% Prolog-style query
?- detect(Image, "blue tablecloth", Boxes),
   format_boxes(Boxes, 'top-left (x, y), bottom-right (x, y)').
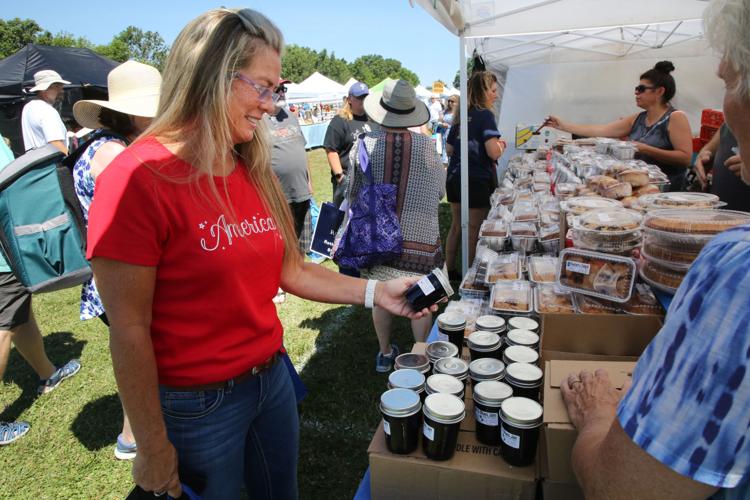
top-left (301, 122), bottom-right (330, 149)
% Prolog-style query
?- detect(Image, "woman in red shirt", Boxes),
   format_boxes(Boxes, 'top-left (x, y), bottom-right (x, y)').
top-left (87, 8), bottom-right (435, 499)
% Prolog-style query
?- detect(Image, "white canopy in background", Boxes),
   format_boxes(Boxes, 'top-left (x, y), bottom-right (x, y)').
top-left (415, 84), bottom-right (433, 99)
top-left (413, 0), bottom-right (720, 273)
top-left (285, 71), bottom-right (348, 104)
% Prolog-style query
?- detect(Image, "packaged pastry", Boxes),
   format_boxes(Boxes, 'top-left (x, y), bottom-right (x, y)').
top-left (555, 183), bottom-right (578, 199)
top-left (598, 179), bottom-right (632, 200)
top-left (587, 175), bottom-right (616, 190)
top-left (644, 208), bottom-right (750, 235)
top-left (533, 183), bottom-right (551, 193)
top-left (512, 202), bottom-right (539, 222)
top-left (563, 196), bottom-right (623, 215)
top-left (491, 188), bottom-right (515, 206)
top-left (641, 235), bottom-right (702, 268)
top-left (572, 230), bottom-right (641, 255)
top-left (478, 220), bottom-right (508, 252)
top-left (459, 267), bottom-right (490, 299)
top-left (573, 293), bottom-right (620, 315)
top-left (574, 208), bottom-right (643, 233)
top-left (490, 280), bottom-right (533, 314)
top-left (620, 196), bottom-right (640, 209)
top-left (640, 260), bottom-right (687, 293)
top-left (616, 169), bottom-right (650, 187)
top-left (610, 141), bottom-right (637, 160)
top-left (557, 249), bottom-right (636, 302)
top-left (486, 253), bottom-right (522, 283)
top-left (528, 256), bottom-right (558, 283)
top-left (533, 171), bottom-right (552, 184)
top-left (638, 192), bottom-right (723, 210)
top-left (622, 283), bottom-right (664, 315)
top-left (633, 184), bottom-right (661, 197)
top-left (534, 284), bottom-right (575, 314)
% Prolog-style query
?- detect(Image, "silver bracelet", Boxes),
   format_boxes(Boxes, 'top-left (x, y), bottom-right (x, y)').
top-left (364, 279), bottom-right (377, 309)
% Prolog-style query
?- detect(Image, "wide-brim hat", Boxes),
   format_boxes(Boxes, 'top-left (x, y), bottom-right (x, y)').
top-left (73, 60), bottom-right (161, 130)
top-left (29, 70), bottom-right (70, 92)
top-left (363, 79), bottom-right (429, 129)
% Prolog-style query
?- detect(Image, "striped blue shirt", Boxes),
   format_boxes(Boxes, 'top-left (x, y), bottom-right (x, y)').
top-left (618, 224), bottom-right (750, 499)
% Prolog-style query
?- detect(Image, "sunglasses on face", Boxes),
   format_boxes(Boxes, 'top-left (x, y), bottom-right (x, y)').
top-left (275, 85), bottom-right (287, 94)
top-left (234, 72), bottom-right (283, 103)
top-left (635, 85), bottom-right (657, 94)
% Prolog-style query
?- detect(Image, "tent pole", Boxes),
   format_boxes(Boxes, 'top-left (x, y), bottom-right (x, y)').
top-left (459, 31), bottom-right (469, 276)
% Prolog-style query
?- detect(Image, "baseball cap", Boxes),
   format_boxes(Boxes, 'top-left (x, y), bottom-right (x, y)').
top-left (349, 82), bottom-right (369, 97)
top-left (279, 77), bottom-right (292, 85)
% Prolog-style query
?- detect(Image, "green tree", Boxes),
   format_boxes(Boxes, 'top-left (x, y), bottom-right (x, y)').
top-left (349, 54), bottom-right (419, 87)
top-left (0, 18), bottom-right (46, 58)
top-left (37, 30), bottom-right (94, 50)
top-left (97, 26), bottom-right (169, 70)
top-left (317, 51), bottom-right (351, 84)
top-left (281, 44), bottom-right (319, 83)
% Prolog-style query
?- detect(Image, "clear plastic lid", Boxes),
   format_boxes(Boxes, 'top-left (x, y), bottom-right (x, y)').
top-left (639, 260), bottom-right (687, 294)
top-left (479, 219), bottom-right (508, 237)
top-left (510, 221), bottom-right (538, 237)
top-left (557, 248), bottom-right (636, 302)
top-left (571, 229), bottom-right (642, 254)
top-left (574, 208), bottom-right (643, 234)
top-left (490, 280), bottom-right (533, 313)
top-left (638, 192), bottom-right (722, 210)
top-left (485, 253), bottom-right (522, 283)
top-left (573, 293), bottom-right (620, 314)
top-left (641, 235), bottom-right (702, 268)
top-left (528, 255), bottom-right (558, 283)
top-left (534, 283), bottom-right (576, 314)
top-left (459, 267), bottom-right (490, 299)
top-left (562, 196), bottom-right (623, 215)
top-left (643, 209), bottom-right (750, 235)
top-left (622, 283), bottom-right (664, 316)
top-left (539, 224), bottom-right (561, 242)
top-left (512, 202), bottom-right (539, 222)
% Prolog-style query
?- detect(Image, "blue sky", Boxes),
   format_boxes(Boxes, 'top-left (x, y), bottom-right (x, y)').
top-left (3, 1), bottom-right (459, 86)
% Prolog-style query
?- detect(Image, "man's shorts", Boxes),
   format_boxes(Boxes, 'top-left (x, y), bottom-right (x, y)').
top-left (0, 272), bottom-right (31, 330)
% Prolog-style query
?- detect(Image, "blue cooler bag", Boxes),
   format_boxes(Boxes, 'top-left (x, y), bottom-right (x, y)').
top-left (0, 144), bottom-right (92, 293)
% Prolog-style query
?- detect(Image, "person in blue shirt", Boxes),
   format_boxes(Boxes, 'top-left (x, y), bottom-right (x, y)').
top-left (560, 2), bottom-right (750, 498)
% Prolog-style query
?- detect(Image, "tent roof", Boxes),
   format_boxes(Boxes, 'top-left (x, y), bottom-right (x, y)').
top-left (344, 77), bottom-right (359, 89)
top-left (414, 84), bottom-right (432, 98)
top-left (285, 71), bottom-right (347, 103)
top-left (370, 78), bottom-right (397, 92)
top-left (0, 44), bottom-right (119, 96)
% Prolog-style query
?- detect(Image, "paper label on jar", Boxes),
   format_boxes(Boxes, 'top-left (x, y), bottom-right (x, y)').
top-left (475, 408), bottom-right (499, 427)
top-left (417, 276), bottom-right (436, 296)
top-left (566, 260), bottom-right (590, 275)
top-left (501, 426), bottom-right (521, 449)
top-left (383, 419), bottom-right (391, 436)
top-left (423, 422), bottom-right (435, 441)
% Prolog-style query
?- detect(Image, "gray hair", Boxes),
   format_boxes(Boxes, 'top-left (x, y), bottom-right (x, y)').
top-left (705, 0), bottom-right (750, 99)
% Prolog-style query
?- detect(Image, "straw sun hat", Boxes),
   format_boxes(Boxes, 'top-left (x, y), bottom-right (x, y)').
top-left (363, 79), bottom-right (429, 129)
top-left (73, 60), bottom-right (161, 130)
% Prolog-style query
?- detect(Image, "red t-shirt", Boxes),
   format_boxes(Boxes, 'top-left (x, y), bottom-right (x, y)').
top-left (87, 136), bottom-right (285, 386)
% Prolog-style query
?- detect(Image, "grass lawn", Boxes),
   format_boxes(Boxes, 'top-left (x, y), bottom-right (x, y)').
top-left (0, 148), bottom-right (456, 499)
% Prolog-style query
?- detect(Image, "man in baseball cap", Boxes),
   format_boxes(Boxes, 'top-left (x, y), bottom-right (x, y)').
top-left (21, 70), bottom-right (71, 153)
top-left (348, 81), bottom-right (369, 98)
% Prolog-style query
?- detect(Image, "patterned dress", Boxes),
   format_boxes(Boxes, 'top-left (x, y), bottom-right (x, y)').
top-left (346, 130), bottom-right (446, 280)
top-left (73, 134), bottom-right (127, 321)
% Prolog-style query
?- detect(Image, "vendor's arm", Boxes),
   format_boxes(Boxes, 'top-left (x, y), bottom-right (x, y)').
top-left (325, 149), bottom-right (345, 183)
top-left (547, 114), bottom-right (636, 139)
top-left (694, 126), bottom-right (721, 188)
top-left (92, 258), bottom-right (182, 497)
top-left (323, 116), bottom-right (347, 182)
top-left (633, 111), bottom-right (692, 168)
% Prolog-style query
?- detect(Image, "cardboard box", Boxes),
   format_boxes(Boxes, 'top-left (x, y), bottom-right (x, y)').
top-left (542, 479), bottom-right (585, 500)
top-left (516, 124), bottom-right (571, 150)
top-left (540, 313), bottom-right (662, 363)
top-left (541, 360), bottom-right (635, 483)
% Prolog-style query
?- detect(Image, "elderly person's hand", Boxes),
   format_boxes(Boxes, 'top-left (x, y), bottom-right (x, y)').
top-left (726, 154), bottom-right (744, 178)
top-left (694, 150), bottom-right (713, 189)
top-left (561, 369), bottom-right (632, 431)
top-left (375, 276), bottom-right (441, 319)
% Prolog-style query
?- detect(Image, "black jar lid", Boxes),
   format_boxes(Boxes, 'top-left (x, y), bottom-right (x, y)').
top-left (423, 393), bottom-right (465, 425)
top-left (473, 381), bottom-right (513, 407)
top-left (500, 397), bottom-right (543, 429)
top-left (388, 369), bottom-right (426, 392)
top-left (437, 312), bottom-right (466, 332)
top-left (475, 314), bottom-right (506, 333)
top-left (394, 353), bottom-right (430, 373)
top-left (467, 331), bottom-right (502, 352)
top-left (503, 345), bottom-right (539, 365)
top-left (508, 317), bottom-right (539, 332)
top-left (506, 329), bottom-right (539, 347)
top-left (469, 358), bottom-right (506, 381)
top-left (425, 374), bottom-right (464, 397)
top-left (380, 388), bottom-right (422, 418)
top-left (426, 341), bottom-right (459, 362)
top-left (433, 357), bottom-right (469, 380)
top-left (505, 362), bottom-right (543, 388)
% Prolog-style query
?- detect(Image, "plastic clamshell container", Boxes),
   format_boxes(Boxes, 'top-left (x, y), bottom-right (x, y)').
top-left (491, 187), bottom-right (516, 206)
top-left (459, 268), bottom-right (490, 299)
top-left (610, 141), bottom-right (637, 160)
top-left (643, 209), bottom-right (750, 235)
top-left (485, 253), bottom-right (522, 283)
top-left (638, 192), bottom-right (723, 210)
top-left (571, 229), bottom-right (642, 254)
top-left (562, 196), bottom-right (623, 215)
top-left (639, 260), bottom-right (686, 294)
top-left (512, 203), bottom-right (539, 223)
top-left (479, 220), bottom-right (509, 251)
top-left (557, 248), bottom-right (636, 303)
top-left (622, 283), bottom-right (664, 316)
top-left (490, 280), bottom-right (533, 314)
top-left (528, 256), bottom-right (558, 284)
top-left (641, 235), bottom-right (701, 269)
top-left (573, 208), bottom-right (643, 235)
top-left (534, 283), bottom-right (576, 314)
top-left (572, 293), bottom-right (620, 314)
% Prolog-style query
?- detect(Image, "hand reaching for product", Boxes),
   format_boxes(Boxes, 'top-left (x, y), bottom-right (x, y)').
top-left (560, 369), bottom-right (631, 431)
top-left (545, 115), bottom-right (566, 132)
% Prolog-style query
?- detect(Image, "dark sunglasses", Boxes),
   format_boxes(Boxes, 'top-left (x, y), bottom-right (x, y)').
top-left (275, 85), bottom-right (287, 94)
top-left (635, 84), bottom-right (656, 94)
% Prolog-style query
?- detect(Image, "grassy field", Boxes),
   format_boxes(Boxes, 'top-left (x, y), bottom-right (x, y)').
top-left (0, 148), bottom-right (456, 499)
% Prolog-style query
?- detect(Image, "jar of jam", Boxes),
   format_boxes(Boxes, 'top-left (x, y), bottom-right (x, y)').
top-left (467, 331), bottom-right (502, 361)
top-left (508, 317), bottom-right (539, 333)
top-left (433, 357), bottom-right (469, 390)
top-left (502, 345), bottom-right (539, 366)
top-left (422, 393), bottom-right (465, 461)
top-left (505, 329), bottom-right (539, 351)
top-left (499, 397), bottom-right (543, 466)
top-left (504, 362), bottom-right (543, 401)
top-left (425, 373), bottom-right (465, 400)
top-left (475, 315), bottom-right (506, 335)
top-left (380, 388), bottom-right (422, 454)
top-left (425, 341), bottom-right (460, 369)
top-left (437, 312), bottom-right (467, 352)
top-left (388, 369), bottom-right (426, 403)
top-left (468, 358), bottom-right (506, 389)
top-left (394, 353), bottom-right (430, 375)
top-left (406, 268), bottom-right (454, 311)
top-left (473, 381), bottom-right (513, 445)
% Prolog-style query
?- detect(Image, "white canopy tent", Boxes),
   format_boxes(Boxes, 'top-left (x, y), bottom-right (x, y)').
top-left (285, 71), bottom-right (348, 104)
top-left (413, 0), bottom-right (719, 274)
top-left (415, 84), bottom-right (433, 99)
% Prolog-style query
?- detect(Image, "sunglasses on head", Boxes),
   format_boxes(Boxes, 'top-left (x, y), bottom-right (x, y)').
top-left (635, 84), bottom-right (657, 94)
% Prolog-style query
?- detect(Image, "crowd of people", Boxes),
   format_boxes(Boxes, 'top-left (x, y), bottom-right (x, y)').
top-left (0, 0), bottom-right (749, 498)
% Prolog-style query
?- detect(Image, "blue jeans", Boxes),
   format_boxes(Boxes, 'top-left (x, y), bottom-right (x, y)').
top-left (159, 360), bottom-right (299, 499)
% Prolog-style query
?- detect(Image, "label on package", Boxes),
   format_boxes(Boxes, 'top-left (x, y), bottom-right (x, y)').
top-left (423, 422), bottom-right (435, 441)
top-left (512, 281), bottom-right (526, 291)
top-left (383, 419), bottom-right (391, 436)
top-left (475, 408), bottom-right (499, 426)
top-left (566, 260), bottom-right (591, 275)
top-left (501, 425), bottom-right (520, 449)
top-left (417, 276), bottom-right (436, 296)
top-left (596, 212), bottom-right (614, 223)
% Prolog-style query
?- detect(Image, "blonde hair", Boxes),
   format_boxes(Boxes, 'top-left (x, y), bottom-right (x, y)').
top-left (337, 98), bottom-right (354, 120)
top-left (143, 8), bottom-right (299, 265)
top-left (450, 95), bottom-right (461, 127)
top-left (705, 0), bottom-right (750, 100)
top-left (467, 71), bottom-right (497, 111)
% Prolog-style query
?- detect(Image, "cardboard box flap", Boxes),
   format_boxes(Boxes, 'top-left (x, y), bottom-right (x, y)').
top-left (549, 360), bottom-right (634, 389)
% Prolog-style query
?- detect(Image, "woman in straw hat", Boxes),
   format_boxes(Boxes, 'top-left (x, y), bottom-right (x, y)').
top-left (85, 8), bottom-right (436, 498)
top-left (347, 79), bottom-right (446, 373)
top-left (71, 60), bottom-right (162, 462)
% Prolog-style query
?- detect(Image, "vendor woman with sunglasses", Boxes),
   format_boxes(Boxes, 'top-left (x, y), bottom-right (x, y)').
top-left (547, 60), bottom-right (692, 191)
